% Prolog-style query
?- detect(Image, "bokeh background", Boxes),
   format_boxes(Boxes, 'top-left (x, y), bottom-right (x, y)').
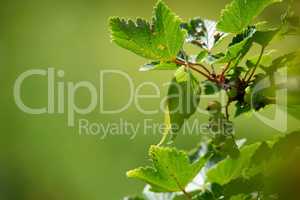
top-left (0, 0), bottom-right (299, 199)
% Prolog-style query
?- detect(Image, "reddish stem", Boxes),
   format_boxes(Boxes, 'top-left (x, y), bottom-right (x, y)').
top-left (175, 59), bottom-right (215, 82)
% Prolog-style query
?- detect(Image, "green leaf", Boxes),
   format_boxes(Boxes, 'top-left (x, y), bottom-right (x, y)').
top-left (235, 102), bottom-right (251, 117)
top-left (207, 132), bottom-right (300, 187)
top-left (217, 0), bottom-right (282, 33)
top-left (253, 29), bottom-right (279, 47)
top-left (216, 27), bottom-right (256, 63)
top-left (229, 194), bottom-right (252, 200)
top-left (181, 18), bottom-right (227, 50)
top-left (247, 131), bottom-right (300, 176)
top-left (123, 185), bottom-right (177, 200)
top-left (249, 142), bottom-right (272, 165)
top-left (110, 1), bottom-right (186, 61)
top-left (216, 136), bottom-right (241, 159)
top-left (205, 53), bottom-right (225, 65)
top-left (193, 191), bottom-right (215, 200)
top-left (246, 50), bottom-right (275, 69)
top-left (281, 1), bottom-right (300, 36)
top-left (227, 66), bottom-right (245, 80)
top-left (207, 143), bottom-right (261, 185)
top-left (127, 146), bottom-right (207, 192)
top-left (222, 175), bottom-right (263, 199)
top-left (245, 142), bottom-right (273, 177)
top-left (272, 131), bottom-right (300, 157)
top-left (206, 132), bottom-right (300, 198)
top-left (140, 62), bottom-right (179, 72)
top-left (196, 51), bottom-right (209, 63)
top-left (202, 80), bottom-right (221, 95)
top-left (261, 52), bottom-right (297, 74)
top-left (167, 67), bottom-right (201, 133)
top-left (243, 74), bottom-right (276, 112)
top-left (143, 185), bottom-right (176, 200)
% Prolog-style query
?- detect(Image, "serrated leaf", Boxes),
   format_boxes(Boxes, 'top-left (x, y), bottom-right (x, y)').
top-left (110, 1), bottom-right (186, 61)
top-left (208, 132), bottom-right (300, 187)
top-left (217, 0), bottom-right (282, 33)
top-left (216, 27), bottom-right (256, 63)
top-left (127, 146), bottom-right (207, 192)
top-left (143, 185), bottom-right (176, 200)
top-left (167, 67), bottom-right (201, 133)
top-left (182, 18), bottom-right (227, 50)
top-left (207, 143), bottom-right (261, 185)
top-left (140, 62), bottom-right (179, 72)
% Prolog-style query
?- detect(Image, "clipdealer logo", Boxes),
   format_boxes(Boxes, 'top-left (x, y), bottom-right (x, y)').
top-left (13, 67), bottom-right (288, 133)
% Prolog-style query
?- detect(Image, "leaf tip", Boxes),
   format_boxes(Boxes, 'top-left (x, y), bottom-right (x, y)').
top-left (126, 169), bottom-right (136, 178)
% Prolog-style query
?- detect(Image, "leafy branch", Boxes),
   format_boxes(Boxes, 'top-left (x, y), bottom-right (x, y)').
top-left (109, 0), bottom-right (300, 199)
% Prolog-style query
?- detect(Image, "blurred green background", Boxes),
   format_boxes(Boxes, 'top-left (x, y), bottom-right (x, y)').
top-left (0, 0), bottom-right (299, 199)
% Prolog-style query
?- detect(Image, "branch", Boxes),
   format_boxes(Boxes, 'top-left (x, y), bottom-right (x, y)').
top-left (175, 59), bottom-right (211, 75)
top-left (175, 59), bottom-right (215, 82)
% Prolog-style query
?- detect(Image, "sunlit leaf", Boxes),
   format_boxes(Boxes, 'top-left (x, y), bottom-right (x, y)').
top-left (127, 146), bottom-right (207, 192)
top-left (217, 0), bottom-right (282, 33)
top-left (216, 27), bottom-right (256, 63)
top-left (207, 143), bottom-right (261, 185)
top-left (140, 62), bottom-right (179, 72)
top-left (110, 1), bottom-right (186, 61)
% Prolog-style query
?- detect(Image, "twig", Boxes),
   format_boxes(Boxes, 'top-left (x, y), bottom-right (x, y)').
top-left (225, 100), bottom-right (231, 120)
top-left (243, 68), bottom-right (251, 82)
top-left (181, 189), bottom-right (192, 200)
top-left (245, 47), bottom-right (265, 83)
top-left (192, 62), bottom-right (211, 75)
top-left (211, 64), bottom-right (216, 76)
top-left (220, 61), bottom-right (232, 83)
